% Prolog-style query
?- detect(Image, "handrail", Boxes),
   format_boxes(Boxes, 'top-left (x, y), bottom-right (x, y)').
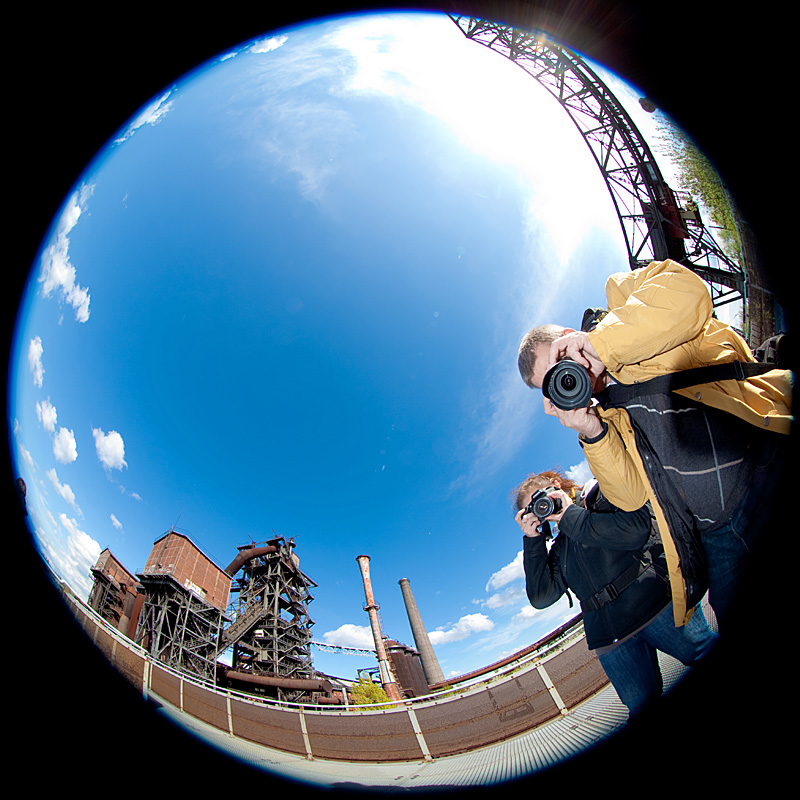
top-left (65, 585), bottom-right (589, 714)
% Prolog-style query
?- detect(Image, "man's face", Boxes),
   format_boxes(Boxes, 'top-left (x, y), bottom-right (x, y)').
top-left (528, 344), bottom-right (552, 390)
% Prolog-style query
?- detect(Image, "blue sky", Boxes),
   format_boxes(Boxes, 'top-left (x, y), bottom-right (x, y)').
top-left (9, 11), bottom-right (700, 681)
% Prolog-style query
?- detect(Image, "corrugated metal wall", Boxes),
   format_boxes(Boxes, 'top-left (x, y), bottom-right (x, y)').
top-left (141, 532), bottom-right (231, 612)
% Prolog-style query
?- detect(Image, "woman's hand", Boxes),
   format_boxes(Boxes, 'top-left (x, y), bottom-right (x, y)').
top-left (515, 489), bottom-right (573, 536)
top-left (543, 489), bottom-right (573, 522)
top-left (515, 507), bottom-right (542, 538)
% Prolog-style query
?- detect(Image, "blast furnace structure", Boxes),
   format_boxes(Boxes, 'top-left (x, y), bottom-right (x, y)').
top-left (219, 536), bottom-right (322, 702)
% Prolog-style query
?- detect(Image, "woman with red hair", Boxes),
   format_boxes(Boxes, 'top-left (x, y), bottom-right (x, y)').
top-left (514, 468), bottom-right (717, 717)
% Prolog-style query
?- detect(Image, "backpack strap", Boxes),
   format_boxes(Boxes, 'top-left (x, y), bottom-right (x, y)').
top-left (599, 360), bottom-right (775, 407)
top-left (581, 543), bottom-right (665, 612)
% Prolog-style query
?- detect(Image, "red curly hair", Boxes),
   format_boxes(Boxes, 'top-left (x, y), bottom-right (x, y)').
top-left (511, 468), bottom-right (583, 513)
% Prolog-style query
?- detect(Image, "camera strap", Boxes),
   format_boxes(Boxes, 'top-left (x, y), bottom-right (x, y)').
top-left (598, 360), bottom-right (774, 407)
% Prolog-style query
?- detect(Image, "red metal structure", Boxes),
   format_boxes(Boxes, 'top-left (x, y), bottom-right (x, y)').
top-left (134, 529), bottom-right (231, 682)
top-left (88, 548), bottom-right (143, 639)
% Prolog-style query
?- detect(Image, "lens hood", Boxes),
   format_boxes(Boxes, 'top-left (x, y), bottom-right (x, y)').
top-left (542, 358), bottom-right (593, 410)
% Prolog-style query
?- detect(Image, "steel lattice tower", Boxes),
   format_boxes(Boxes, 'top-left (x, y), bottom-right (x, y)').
top-left (449, 14), bottom-right (747, 318)
top-left (220, 536), bottom-right (317, 702)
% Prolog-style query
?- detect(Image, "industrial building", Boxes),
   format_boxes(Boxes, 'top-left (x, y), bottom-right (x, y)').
top-left (88, 531), bottom-right (443, 707)
top-left (88, 548), bottom-right (143, 639)
top-left (133, 529), bottom-right (231, 682)
top-left (75, 522), bottom-right (721, 790)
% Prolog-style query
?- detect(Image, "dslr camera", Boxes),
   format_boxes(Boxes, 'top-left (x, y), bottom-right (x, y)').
top-left (542, 358), bottom-right (593, 410)
top-left (522, 488), bottom-right (563, 523)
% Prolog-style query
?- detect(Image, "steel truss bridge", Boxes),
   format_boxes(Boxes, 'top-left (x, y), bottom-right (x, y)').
top-left (311, 641), bottom-right (375, 656)
top-left (449, 14), bottom-right (746, 315)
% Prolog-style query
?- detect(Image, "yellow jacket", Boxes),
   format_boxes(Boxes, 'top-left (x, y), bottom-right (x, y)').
top-left (582, 259), bottom-right (793, 624)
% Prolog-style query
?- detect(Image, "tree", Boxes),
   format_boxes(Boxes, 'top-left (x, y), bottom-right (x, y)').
top-left (654, 115), bottom-right (741, 261)
top-left (350, 675), bottom-right (393, 706)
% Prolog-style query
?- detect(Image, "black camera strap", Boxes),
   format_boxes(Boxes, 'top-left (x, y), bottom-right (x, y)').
top-left (599, 360), bottom-right (775, 407)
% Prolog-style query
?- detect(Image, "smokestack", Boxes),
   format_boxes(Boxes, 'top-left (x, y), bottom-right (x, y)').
top-left (355, 555), bottom-right (402, 702)
top-left (398, 578), bottom-right (445, 686)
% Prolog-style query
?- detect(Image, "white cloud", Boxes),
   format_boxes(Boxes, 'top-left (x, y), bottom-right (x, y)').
top-left (428, 613), bottom-right (494, 645)
top-left (485, 584), bottom-right (527, 610)
top-left (479, 551), bottom-right (528, 610)
top-left (115, 89), bottom-right (175, 144)
top-left (110, 514), bottom-right (122, 530)
top-left (17, 442), bottom-right (34, 469)
top-left (53, 427), bottom-right (78, 464)
top-left (28, 337), bottom-right (44, 387)
top-left (36, 398), bottom-right (58, 433)
top-left (566, 460), bottom-right (593, 486)
top-left (38, 187), bottom-right (93, 322)
top-left (322, 623), bottom-right (375, 649)
top-left (58, 513), bottom-right (102, 598)
top-left (485, 550), bottom-right (524, 592)
top-left (510, 597), bottom-right (575, 630)
top-left (228, 28), bottom-right (361, 204)
top-left (119, 484), bottom-right (142, 501)
top-left (511, 605), bottom-right (538, 624)
top-left (47, 467), bottom-right (81, 514)
top-left (249, 34), bottom-right (288, 54)
top-left (92, 427), bottom-right (127, 470)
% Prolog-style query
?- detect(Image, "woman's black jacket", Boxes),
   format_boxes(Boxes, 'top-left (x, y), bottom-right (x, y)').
top-left (523, 484), bottom-right (670, 650)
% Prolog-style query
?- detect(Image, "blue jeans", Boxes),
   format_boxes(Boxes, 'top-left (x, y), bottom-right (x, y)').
top-left (598, 602), bottom-right (718, 717)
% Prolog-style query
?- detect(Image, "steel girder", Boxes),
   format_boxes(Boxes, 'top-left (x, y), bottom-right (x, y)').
top-left (449, 15), bottom-right (745, 311)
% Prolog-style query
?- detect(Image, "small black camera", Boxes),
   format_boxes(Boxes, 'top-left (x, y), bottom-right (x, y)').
top-left (542, 358), bottom-right (593, 410)
top-left (522, 488), bottom-right (563, 522)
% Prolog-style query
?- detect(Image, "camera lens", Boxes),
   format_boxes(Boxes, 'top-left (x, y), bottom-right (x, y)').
top-left (532, 496), bottom-right (555, 518)
top-left (542, 359), bottom-right (593, 410)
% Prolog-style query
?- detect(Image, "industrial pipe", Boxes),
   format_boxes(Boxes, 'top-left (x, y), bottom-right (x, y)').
top-left (398, 578), bottom-right (445, 686)
top-left (224, 545), bottom-right (277, 576)
top-left (355, 555), bottom-right (403, 701)
top-left (223, 669), bottom-right (333, 694)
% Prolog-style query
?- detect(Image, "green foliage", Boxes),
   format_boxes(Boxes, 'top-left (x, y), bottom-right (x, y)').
top-left (653, 115), bottom-right (741, 260)
top-left (350, 676), bottom-right (393, 706)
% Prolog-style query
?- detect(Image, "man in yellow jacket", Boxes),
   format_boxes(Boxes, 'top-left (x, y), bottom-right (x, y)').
top-left (518, 259), bottom-right (792, 628)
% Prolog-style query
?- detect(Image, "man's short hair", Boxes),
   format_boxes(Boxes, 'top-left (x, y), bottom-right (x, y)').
top-left (517, 324), bottom-right (567, 388)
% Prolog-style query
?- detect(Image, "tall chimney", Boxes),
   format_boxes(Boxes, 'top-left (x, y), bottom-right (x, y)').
top-left (355, 555), bottom-right (402, 701)
top-left (398, 577), bottom-right (445, 686)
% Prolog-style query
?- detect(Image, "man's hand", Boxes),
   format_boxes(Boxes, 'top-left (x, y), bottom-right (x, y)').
top-left (548, 331), bottom-right (606, 383)
top-left (543, 397), bottom-right (605, 439)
